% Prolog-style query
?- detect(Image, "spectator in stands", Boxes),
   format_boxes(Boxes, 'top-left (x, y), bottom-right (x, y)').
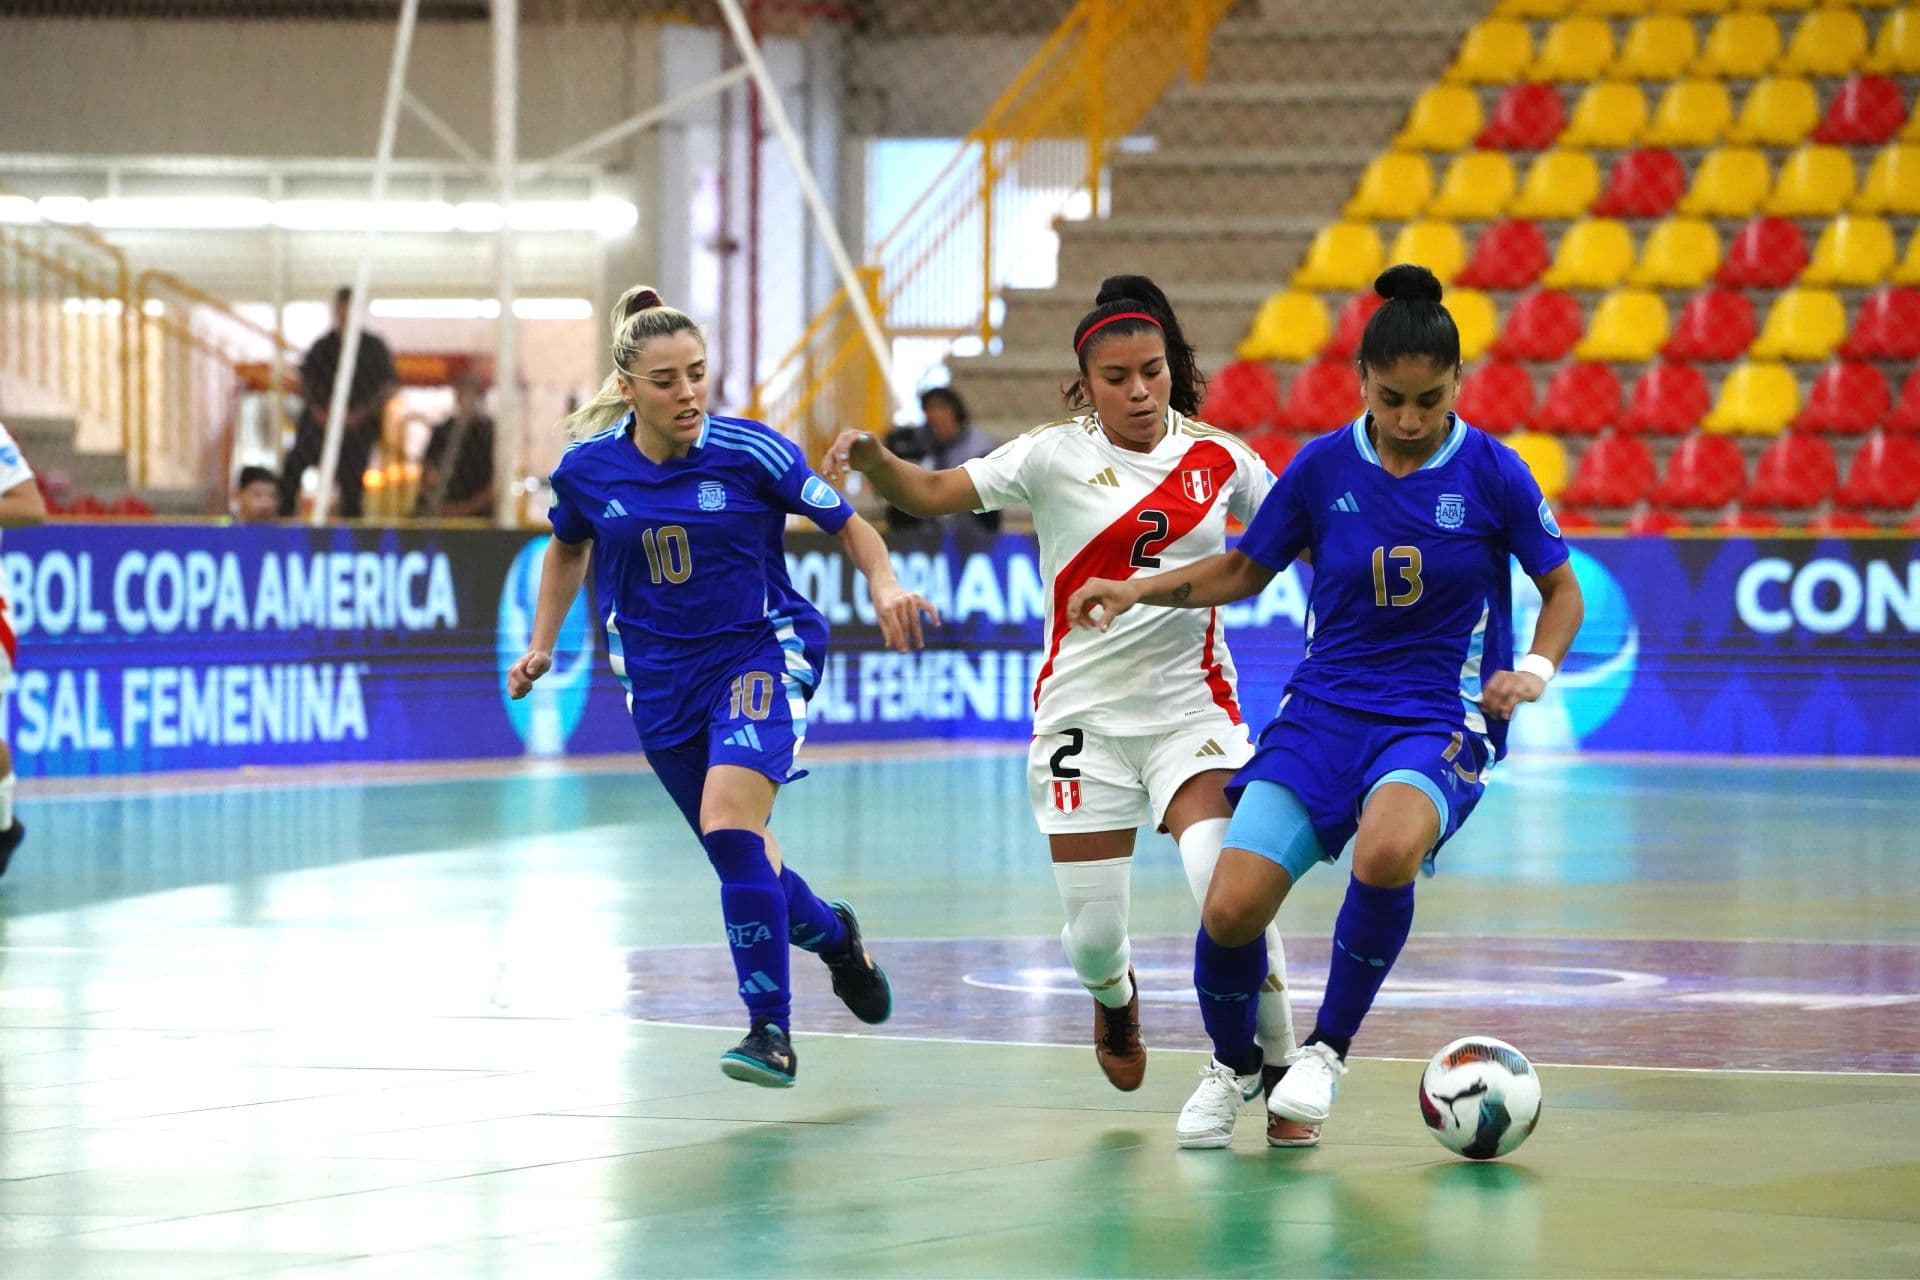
top-left (0, 418), bottom-right (47, 877)
top-left (415, 371), bottom-right (497, 519)
top-left (881, 387), bottom-right (1001, 546)
top-left (279, 286), bottom-right (398, 520)
top-left (232, 465), bottom-right (281, 523)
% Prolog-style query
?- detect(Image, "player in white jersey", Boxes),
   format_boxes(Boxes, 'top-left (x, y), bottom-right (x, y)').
top-left (828, 276), bottom-right (1314, 1145)
top-left (0, 420), bottom-right (46, 878)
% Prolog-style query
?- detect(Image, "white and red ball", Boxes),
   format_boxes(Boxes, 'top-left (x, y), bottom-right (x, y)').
top-left (1418, 1035), bottom-right (1542, 1160)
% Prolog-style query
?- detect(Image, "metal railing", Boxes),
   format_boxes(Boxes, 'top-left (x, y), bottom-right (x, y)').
top-left (0, 208), bottom-right (133, 463)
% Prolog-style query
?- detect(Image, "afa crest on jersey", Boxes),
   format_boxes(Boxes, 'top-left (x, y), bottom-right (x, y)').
top-left (1435, 493), bottom-right (1467, 530)
top-left (1180, 468), bottom-right (1214, 504)
top-left (1052, 779), bottom-right (1081, 814)
top-left (697, 481), bottom-right (727, 512)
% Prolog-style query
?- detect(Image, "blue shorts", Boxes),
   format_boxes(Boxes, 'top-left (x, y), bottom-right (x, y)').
top-left (1225, 691), bottom-right (1492, 878)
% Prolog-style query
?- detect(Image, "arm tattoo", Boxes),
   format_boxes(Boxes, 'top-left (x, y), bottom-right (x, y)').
top-left (1171, 582), bottom-right (1193, 603)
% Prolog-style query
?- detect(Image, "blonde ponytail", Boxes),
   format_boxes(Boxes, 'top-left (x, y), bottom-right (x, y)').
top-left (559, 284), bottom-right (706, 439)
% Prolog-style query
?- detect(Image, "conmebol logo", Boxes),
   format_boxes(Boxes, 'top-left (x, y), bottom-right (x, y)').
top-left (496, 537), bottom-right (596, 754)
top-left (1509, 548), bottom-right (1637, 750)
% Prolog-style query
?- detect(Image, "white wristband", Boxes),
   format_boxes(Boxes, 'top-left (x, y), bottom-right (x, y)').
top-left (1515, 652), bottom-right (1556, 684)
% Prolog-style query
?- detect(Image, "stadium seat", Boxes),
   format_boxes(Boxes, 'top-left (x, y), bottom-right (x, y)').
top-left (1645, 80), bottom-right (1736, 147)
top-left (1476, 83), bottom-right (1567, 150)
top-left (1396, 85), bottom-right (1485, 151)
top-left (1730, 76), bottom-right (1819, 147)
top-left (1834, 431), bottom-right (1920, 510)
top-left (1652, 0), bottom-right (1734, 13)
top-left (1448, 289), bottom-right (1500, 362)
top-left (1278, 359), bottom-right (1360, 430)
top-left (109, 494), bottom-right (155, 518)
top-left (1494, 0), bottom-right (1570, 18)
top-left (1322, 291), bottom-right (1385, 360)
top-left (1678, 147), bottom-right (1771, 217)
top-left (1812, 74), bottom-right (1909, 145)
top-left (1885, 367), bottom-right (1920, 433)
top-left (1694, 12), bottom-right (1783, 77)
top-left (1712, 510), bottom-right (1783, 534)
top-left (1573, 0), bottom-right (1654, 14)
top-left (1492, 290), bottom-right (1585, 362)
top-left (1507, 432), bottom-right (1570, 499)
top-left (1703, 361), bottom-right (1801, 435)
top-left (1385, 222), bottom-right (1468, 286)
top-left (1865, 5), bottom-right (1920, 74)
top-left (1808, 509), bottom-right (1882, 533)
top-left (1851, 144), bottom-right (1920, 215)
top-left (1455, 360), bottom-right (1536, 435)
top-left (1629, 217), bottom-right (1723, 289)
top-left (1457, 219), bottom-right (1551, 291)
top-left (1743, 433), bottom-right (1838, 510)
top-left (1449, 19), bottom-right (1535, 84)
top-left (1576, 288), bottom-right (1672, 362)
top-left (1792, 361), bottom-right (1891, 435)
top-left (1248, 431), bottom-right (1298, 477)
top-left (1293, 223), bottom-right (1385, 292)
top-left (1897, 225), bottom-right (1920, 285)
top-left (1802, 215), bottom-right (1897, 287)
top-left (1428, 152), bottom-right (1519, 219)
top-left (1345, 153), bottom-right (1435, 221)
top-left (1239, 290), bottom-right (1332, 362)
top-left (1561, 431), bottom-right (1658, 508)
top-left (1779, 8), bottom-right (1869, 75)
top-left (1838, 286), bottom-right (1920, 360)
top-left (1197, 360), bottom-right (1281, 433)
top-left (1626, 507), bottom-right (1687, 534)
top-left (1622, 362), bottom-right (1713, 436)
top-left (1650, 433), bottom-right (1747, 508)
top-left (1529, 17), bottom-right (1617, 81)
top-left (1615, 13), bottom-right (1699, 79)
top-left (1715, 215), bottom-right (1809, 287)
top-left (1534, 361), bottom-right (1624, 435)
top-left (1551, 506), bottom-right (1600, 532)
top-left (1542, 219), bottom-right (1636, 290)
top-left (1561, 82), bottom-right (1650, 150)
top-left (1509, 151), bottom-right (1602, 220)
top-left (1592, 148), bottom-right (1688, 218)
top-left (1764, 146), bottom-right (1857, 217)
top-left (1664, 288), bottom-right (1759, 360)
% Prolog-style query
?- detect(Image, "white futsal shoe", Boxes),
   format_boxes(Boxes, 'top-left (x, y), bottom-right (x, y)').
top-left (1175, 1058), bottom-right (1261, 1149)
top-left (1267, 1041), bottom-right (1348, 1127)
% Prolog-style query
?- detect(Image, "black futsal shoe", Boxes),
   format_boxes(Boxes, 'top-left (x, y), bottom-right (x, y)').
top-left (721, 1024), bottom-right (797, 1088)
top-left (0, 819), bottom-right (22, 879)
top-left (822, 900), bottom-right (893, 1024)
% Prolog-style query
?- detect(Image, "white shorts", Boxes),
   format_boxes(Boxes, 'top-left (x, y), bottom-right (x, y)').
top-left (1027, 714), bottom-right (1255, 835)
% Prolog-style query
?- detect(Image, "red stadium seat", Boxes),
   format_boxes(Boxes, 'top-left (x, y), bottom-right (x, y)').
top-left (1247, 431), bottom-right (1298, 477)
top-left (108, 495), bottom-right (155, 517)
top-left (1591, 148), bottom-right (1688, 218)
top-left (1455, 220), bottom-right (1551, 291)
top-left (1278, 359), bottom-right (1361, 430)
top-left (1621, 362), bottom-right (1713, 436)
top-left (1533, 362), bottom-right (1622, 436)
top-left (1838, 287), bottom-right (1920, 361)
top-left (1553, 506), bottom-right (1600, 532)
top-left (1322, 292), bottom-right (1385, 361)
top-left (1812, 75), bottom-right (1910, 146)
top-left (1454, 361), bottom-right (1536, 435)
top-left (1476, 83), bottom-right (1566, 151)
top-left (1198, 360), bottom-right (1281, 433)
top-left (1835, 432), bottom-right (1920, 510)
top-left (1664, 289), bottom-right (1758, 361)
top-left (1561, 432), bottom-right (1657, 508)
top-left (1714, 216), bottom-right (1810, 288)
top-left (1649, 433), bottom-right (1746, 509)
top-left (1743, 433), bottom-right (1838, 510)
top-left (1491, 290), bottom-right (1584, 362)
top-left (1792, 362), bottom-right (1891, 435)
top-left (1627, 507), bottom-right (1687, 534)
top-left (69, 494), bottom-right (108, 516)
top-left (1885, 368), bottom-right (1920, 435)
top-left (1714, 510), bottom-right (1783, 533)
top-left (1810, 509), bottom-right (1880, 532)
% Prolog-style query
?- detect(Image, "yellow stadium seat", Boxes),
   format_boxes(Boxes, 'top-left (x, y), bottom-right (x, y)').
top-left (1679, 147), bottom-right (1773, 217)
top-left (1562, 82), bottom-right (1651, 148)
top-left (1644, 80), bottom-right (1736, 146)
top-left (1237, 290), bottom-right (1330, 363)
top-left (1750, 288), bottom-right (1848, 362)
top-left (1575, 289), bottom-right (1673, 362)
top-left (1493, 0), bottom-right (1565, 15)
top-left (1344, 153), bottom-right (1435, 221)
top-left (1780, 9), bottom-right (1869, 74)
top-left (1529, 17), bottom-right (1618, 81)
top-left (1702, 363), bottom-right (1800, 437)
top-left (1575, 0), bottom-right (1654, 14)
top-left (1428, 152), bottom-right (1519, 220)
top-left (1852, 144), bottom-right (1920, 216)
top-left (1509, 151), bottom-right (1603, 220)
top-left (1292, 223), bottom-right (1385, 292)
top-left (1764, 145), bottom-right (1857, 216)
top-left (1629, 217), bottom-right (1724, 289)
top-left (1728, 77), bottom-right (1819, 146)
top-left (1694, 12), bottom-right (1783, 76)
top-left (1543, 219), bottom-right (1638, 290)
top-left (1738, 0), bottom-right (1815, 10)
top-left (1507, 433), bottom-right (1569, 500)
top-left (1387, 221), bottom-right (1468, 285)
top-left (1802, 215), bottom-right (1898, 287)
top-left (1448, 289), bottom-right (1499, 363)
top-left (1655, 0), bottom-right (1735, 11)
top-left (1394, 85), bottom-right (1484, 152)
top-left (1615, 14), bottom-right (1701, 78)
top-left (1865, 6), bottom-right (1920, 74)
top-left (1448, 19), bottom-right (1535, 84)
top-left (1892, 226), bottom-right (1920, 285)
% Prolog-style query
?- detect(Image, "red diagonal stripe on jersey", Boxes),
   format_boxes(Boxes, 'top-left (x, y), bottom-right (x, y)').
top-left (0, 598), bottom-right (14, 666)
top-left (1199, 607), bottom-right (1241, 724)
top-left (1033, 439), bottom-right (1235, 713)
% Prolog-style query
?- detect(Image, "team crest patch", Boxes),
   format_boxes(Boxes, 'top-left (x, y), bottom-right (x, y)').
top-left (1180, 468), bottom-right (1214, 504)
top-left (1435, 493), bottom-right (1467, 530)
top-left (800, 476), bottom-right (840, 509)
top-left (697, 481), bottom-right (727, 511)
top-left (1052, 779), bottom-right (1081, 814)
top-left (1538, 497), bottom-right (1562, 538)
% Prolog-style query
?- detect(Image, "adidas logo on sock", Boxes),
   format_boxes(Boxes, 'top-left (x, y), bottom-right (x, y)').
top-left (1330, 491), bottom-right (1359, 514)
top-left (739, 971), bottom-right (780, 995)
top-left (722, 724), bottom-right (764, 751)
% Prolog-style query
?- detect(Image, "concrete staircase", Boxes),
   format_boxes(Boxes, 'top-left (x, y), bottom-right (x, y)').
top-left (0, 401), bottom-right (207, 516)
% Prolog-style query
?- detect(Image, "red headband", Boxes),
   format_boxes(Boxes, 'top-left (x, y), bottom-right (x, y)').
top-left (1074, 311), bottom-right (1162, 354)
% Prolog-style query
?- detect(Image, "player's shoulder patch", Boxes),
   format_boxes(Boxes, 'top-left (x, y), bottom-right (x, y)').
top-left (800, 475), bottom-right (843, 510)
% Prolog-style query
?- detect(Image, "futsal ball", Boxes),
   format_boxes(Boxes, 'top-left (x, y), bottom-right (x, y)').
top-left (1418, 1035), bottom-right (1542, 1160)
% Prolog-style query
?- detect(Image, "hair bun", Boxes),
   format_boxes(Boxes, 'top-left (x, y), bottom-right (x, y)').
top-left (1094, 273), bottom-right (1172, 314)
top-left (1374, 263), bottom-right (1443, 305)
top-left (613, 285), bottom-right (665, 328)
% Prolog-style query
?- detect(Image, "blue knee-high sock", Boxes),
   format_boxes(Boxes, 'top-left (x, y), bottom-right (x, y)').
top-left (780, 864), bottom-right (848, 954)
top-left (1314, 877), bottom-right (1416, 1054)
top-left (1193, 927), bottom-right (1267, 1076)
top-left (704, 829), bottom-right (791, 1032)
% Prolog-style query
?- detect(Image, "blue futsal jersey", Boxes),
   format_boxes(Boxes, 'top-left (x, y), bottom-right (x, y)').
top-left (1238, 414), bottom-right (1569, 758)
top-left (547, 412), bottom-right (854, 748)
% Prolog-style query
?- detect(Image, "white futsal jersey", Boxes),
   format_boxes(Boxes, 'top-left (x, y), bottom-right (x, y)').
top-left (0, 420), bottom-right (34, 689)
top-left (963, 409), bottom-right (1274, 737)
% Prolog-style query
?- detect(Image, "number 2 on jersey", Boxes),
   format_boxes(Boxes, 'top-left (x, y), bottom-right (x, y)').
top-left (641, 525), bottom-right (692, 585)
top-left (1371, 544), bottom-right (1423, 607)
top-left (1130, 510), bottom-right (1171, 569)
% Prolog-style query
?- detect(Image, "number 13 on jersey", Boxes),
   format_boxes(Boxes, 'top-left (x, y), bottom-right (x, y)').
top-left (1371, 544), bottom-right (1424, 607)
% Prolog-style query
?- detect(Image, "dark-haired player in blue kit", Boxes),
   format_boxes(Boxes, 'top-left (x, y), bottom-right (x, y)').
top-left (1068, 264), bottom-right (1585, 1148)
top-left (509, 286), bottom-right (939, 1088)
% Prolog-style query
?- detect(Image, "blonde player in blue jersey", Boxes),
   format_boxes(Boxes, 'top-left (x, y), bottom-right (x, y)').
top-left (1067, 265), bottom-right (1585, 1147)
top-left (508, 286), bottom-right (938, 1088)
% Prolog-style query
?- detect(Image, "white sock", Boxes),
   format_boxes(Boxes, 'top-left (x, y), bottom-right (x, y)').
top-left (1054, 856), bottom-right (1133, 1008)
top-left (0, 773), bottom-right (14, 829)
top-left (1177, 817), bottom-right (1298, 1062)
